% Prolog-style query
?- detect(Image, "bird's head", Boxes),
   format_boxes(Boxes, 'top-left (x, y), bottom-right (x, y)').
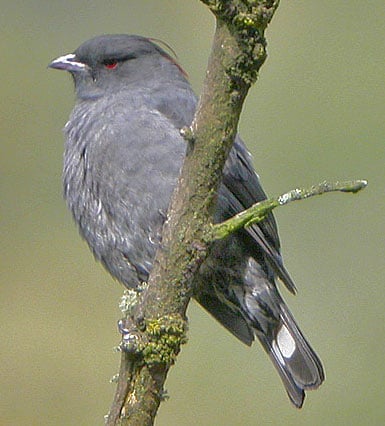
top-left (49, 34), bottom-right (187, 100)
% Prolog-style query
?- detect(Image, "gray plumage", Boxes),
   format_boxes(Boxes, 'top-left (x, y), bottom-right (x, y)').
top-left (49, 34), bottom-right (324, 407)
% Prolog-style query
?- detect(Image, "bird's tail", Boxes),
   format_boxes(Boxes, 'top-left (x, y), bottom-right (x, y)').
top-left (195, 253), bottom-right (324, 407)
top-left (253, 301), bottom-right (325, 408)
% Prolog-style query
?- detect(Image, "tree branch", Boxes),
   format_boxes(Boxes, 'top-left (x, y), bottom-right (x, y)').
top-left (212, 179), bottom-right (367, 240)
top-left (106, 2), bottom-right (366, 424)
top-left (106, 2), bottom-right (280, 423)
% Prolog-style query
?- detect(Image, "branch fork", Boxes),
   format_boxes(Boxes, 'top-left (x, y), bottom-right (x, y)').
top-left (105, 1), bottom-right (366, 424)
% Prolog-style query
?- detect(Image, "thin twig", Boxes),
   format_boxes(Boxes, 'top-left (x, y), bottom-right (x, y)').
top-left (212, 179), bottom-right (367, 240)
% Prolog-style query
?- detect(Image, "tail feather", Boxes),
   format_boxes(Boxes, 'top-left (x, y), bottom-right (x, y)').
top-left (255, 303), bottom-right (325, 408)
top-left (195, 252), bottom-right (324, 407)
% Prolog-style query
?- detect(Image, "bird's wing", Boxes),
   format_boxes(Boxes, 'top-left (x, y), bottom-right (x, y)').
top-left (220, 137), bottom-right (297, 293)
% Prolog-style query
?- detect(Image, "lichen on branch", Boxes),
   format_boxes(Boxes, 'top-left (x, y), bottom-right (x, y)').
top-left (212, 179), bottom-right (368, 240)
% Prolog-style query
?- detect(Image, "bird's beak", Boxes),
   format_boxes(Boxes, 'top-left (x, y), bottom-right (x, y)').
top-left (48, 53), bottom-right (86, 72)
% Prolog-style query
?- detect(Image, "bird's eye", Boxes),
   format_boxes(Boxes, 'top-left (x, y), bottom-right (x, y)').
top-left (103, 59), bottom-right (118, 70)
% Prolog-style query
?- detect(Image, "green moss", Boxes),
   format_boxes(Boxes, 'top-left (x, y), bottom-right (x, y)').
top-left (142, 315), bottom-right (188, 366)
top-left (236, 13), bottom-right (257, 27)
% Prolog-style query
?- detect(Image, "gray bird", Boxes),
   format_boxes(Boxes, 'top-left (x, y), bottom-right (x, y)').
top-left (49, 34), bottom-right (324, 408)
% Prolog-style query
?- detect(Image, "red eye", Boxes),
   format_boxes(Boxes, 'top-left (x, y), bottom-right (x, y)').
top-left (104, 60), bottom-right (118, 70)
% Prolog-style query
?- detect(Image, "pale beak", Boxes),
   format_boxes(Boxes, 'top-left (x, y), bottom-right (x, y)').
top-left (48, 53), bottom-right (86, 72)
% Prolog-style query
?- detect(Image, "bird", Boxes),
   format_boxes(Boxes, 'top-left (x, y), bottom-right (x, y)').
top-left (49, 34), bottom-right (324, 408)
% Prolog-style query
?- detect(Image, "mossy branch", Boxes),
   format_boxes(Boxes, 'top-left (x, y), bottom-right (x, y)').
top-left (105, 2), bottom-right (366, 425)
top-left (106, 3), bottom-right (283, 424)
top-left (212, 179), bottom-right (368, 240)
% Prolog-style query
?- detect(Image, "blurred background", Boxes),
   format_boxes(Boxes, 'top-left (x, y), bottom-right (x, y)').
top-left (1, 1), bottom-right (384, 425)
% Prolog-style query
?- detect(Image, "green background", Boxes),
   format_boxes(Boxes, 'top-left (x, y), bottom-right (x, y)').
top-left (1, 1), bottom-right (384, 425)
